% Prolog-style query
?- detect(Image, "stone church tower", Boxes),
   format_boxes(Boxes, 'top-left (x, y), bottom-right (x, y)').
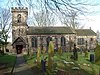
top-left (11, 7), bottom-right (28, 54)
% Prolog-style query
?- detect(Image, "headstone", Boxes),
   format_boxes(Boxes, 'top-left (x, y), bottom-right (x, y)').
top-left (73, 44), bottom-right (78, 60)
top-left (90, 54), bottom-right (95, 62)
top-left (41, 59), bottom-right (46, 74)
top-left (72, 67), bottom-right (80, 70)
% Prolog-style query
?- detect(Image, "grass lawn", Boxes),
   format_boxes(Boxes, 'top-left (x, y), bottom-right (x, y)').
top-left (24, 52), bottom-right (100, 75)
top-left (0, 54), bottom-right (16, 66)
top-left (0, 53), bottom-right (16, 72)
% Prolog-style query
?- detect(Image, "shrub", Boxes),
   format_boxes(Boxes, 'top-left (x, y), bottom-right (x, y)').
top-left (37, 47), bottom-right (41, 65)
top-left (58, 46), bottom-right (62, 55)
top-left (42, 47), bottom-right (46, 56)
top-left (48, 41), bottom-right (54, 57)
top-left (48, 41), bottom-right (54, 70)
top-left (95, 44), bottom-right (100, 65)
top-left (85, 51), bottom-right (88, 58)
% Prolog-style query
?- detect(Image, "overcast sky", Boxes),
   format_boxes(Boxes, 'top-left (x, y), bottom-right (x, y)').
top-left (0, 0), bottom-right (100, 32)
top-left (0, 0), bottom-right (100, 42)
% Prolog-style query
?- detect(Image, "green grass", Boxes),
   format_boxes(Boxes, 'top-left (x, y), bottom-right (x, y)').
top-left (0, 54), bottom-right (16, 66)
top-left (59, 52), bottom-right (99, 75)
top-left (24, 54), bottom-right (37, 67)
top-left (0, 54), bottom-right (16, 74)
top-left (24, 52), bottom-right (100, 75)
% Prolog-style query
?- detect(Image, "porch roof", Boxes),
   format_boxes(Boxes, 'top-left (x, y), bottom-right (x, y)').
top-left (12, 37), bottom-right (26, 45)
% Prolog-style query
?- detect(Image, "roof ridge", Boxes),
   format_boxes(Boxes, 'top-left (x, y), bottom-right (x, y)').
top-left (75, 29), bottom-right (91, 30)
top-left (28, 26), bottom-right (71, 28)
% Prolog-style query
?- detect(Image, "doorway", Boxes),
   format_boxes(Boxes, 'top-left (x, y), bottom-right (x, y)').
top-left (16, 45), bottom-right (23, 54)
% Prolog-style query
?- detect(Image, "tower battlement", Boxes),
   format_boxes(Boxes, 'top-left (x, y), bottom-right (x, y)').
top-left (11, 7), bottom-right (28, 12)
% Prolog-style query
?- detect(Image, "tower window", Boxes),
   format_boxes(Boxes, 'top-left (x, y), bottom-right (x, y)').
top-left (17, 14), bottom-right (21, 23)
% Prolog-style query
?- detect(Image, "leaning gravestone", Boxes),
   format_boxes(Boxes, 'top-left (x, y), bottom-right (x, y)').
top-left (41, 58), bottom-right (47, 74)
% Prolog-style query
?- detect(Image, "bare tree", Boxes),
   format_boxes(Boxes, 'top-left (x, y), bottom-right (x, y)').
top-left (33, 10), bottom-right (56, 27)
top-left (0, 8), bottom-right (11, 53)
top-left (60, 10), bottom-right (84, 29)
top-left (6, 0), bottom-right (96, 27)
top-left (96, 30), bottom-right (100, 43)
top-left (25, 0), bottom-right (56, 27)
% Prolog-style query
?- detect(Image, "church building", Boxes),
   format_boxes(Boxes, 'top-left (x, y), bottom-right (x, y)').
top-left (11, 7), bottom-right (97, 54)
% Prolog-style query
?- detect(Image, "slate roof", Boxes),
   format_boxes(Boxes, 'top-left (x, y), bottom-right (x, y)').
top-left (27, 26), bottom-right (76, 35)
top-left (75, 29), bottom-right (97, 36)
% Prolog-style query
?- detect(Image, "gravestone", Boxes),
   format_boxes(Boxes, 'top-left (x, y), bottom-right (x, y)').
top-left (90, 54), bottom-right (95, 62)
top-left (73, 44), bottom-right (78, 60)
top-left (41, 59), bottom-right (46, 74)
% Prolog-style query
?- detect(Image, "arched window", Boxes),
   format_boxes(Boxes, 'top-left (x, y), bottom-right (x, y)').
top-left (40, 37), bottom-right (43, 50)
top-left (31, 37), bottom-right (37, 48)
top-left (46, 36), bottom-right (52, 47)
top-left (77, 38), bottom-right (84, 45)
top-left (17, 14), bottom-right (21, 23)
top-left (55, 37), bottom-right (58, 49)
top-left (61, 36), bottom-right (66, 46)
top-left (89, 38), bottom-right (94, 45)
top-left (90, 38), bottom-right (93, 41)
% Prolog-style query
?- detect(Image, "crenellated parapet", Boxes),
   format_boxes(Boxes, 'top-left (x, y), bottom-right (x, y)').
top-left (11, 7), bottom-right (28, 13)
